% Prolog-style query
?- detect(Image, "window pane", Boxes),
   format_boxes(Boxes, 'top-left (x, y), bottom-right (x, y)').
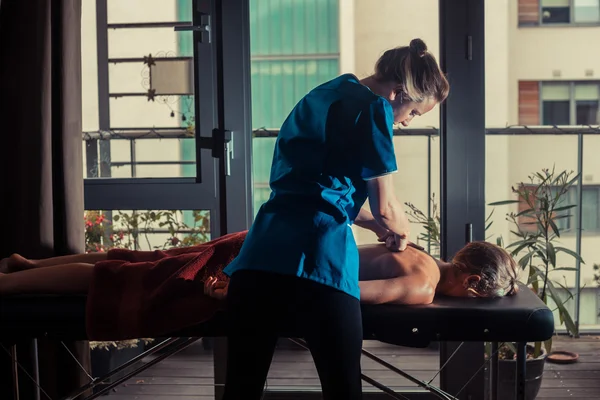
top-left (541, 0), bottom-right (570, 23)
top-left (541, 6), bottom-right (571, 23)
top-left (107, 0), bottom-right (189, 24)
top-left (249, 0), bottom-right (442, 392)
top-left (82, 0), bottom-right (199, 179)
top-left (574, 0), bottom-right (600, 22)
top-left (576, 100), bottom-right (600, 124)
top-left (575, 83), bottom-right (599, 100)
top-left (542, 0), bottom-right (570, 5)
top-left (541, 83), bottom-right (570, 100)
top-left (582, 187), bottom-right (600, 232)
top-left (251, 59), bottom-right (340, 129)
top-left (575, 84), bottom-right (599, 125)
top-left (543, 101), bottom-right (570, 125)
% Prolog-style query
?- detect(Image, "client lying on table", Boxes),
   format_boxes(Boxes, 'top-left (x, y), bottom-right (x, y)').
top-left (0, 231), bottom-right (518, 303)
top-left (0, 230), bottom-right (519, 340)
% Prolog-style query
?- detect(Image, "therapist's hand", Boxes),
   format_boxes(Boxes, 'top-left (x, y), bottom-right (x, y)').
top-left (378, 231), bottom-right (409, 252)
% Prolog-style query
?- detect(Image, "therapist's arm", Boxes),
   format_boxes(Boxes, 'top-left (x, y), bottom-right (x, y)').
top-left (366, 174), bottom-right (411, 242)
top-left (354, 208), bottom-right (388, 238)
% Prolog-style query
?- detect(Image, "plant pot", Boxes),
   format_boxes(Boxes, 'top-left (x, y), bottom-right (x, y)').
top-left (90, 343), bottom-right (146, 395)
top-left (488, 346), bottom-right (547, 400)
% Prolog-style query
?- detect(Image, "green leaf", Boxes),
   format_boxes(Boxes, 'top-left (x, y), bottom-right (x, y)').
top-left (516, 208), bottom-right (535, 217)
top-left (566, 173), bottom-right (580, 188)
top-left (546, 280), bottom-right (578, 336)
top-left (553, 205), bottom-right (577, 212)
top-left (529, 266), bottom-right (539, 293)
top-left (518, 251), bottom-right (534, 269)
top-left (545, 337), bottom-right (553, 354)
top-left (506, 238), bottom-right (534, 249)
top-left (510, 230), bottom-right (526, 239)
top-left (549, 219), bottom-right (560, 237)
top-left (547, 241), bottom-right (556, 268)
top-left (553, 214), bottom-right (572, 220)
top-left (488, 200), bottom-right (521, 206)
top-left (554, 247), bottom-right (585, 264)
top-left (534, 341), bottom-right (542, 358)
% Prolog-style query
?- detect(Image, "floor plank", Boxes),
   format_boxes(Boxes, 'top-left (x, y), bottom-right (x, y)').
top-left (97, 335), bottom-right (600, 399)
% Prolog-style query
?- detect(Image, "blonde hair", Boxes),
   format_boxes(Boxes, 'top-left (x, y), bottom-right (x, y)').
top-left (453, 241), bottom-right (520, 298)
top-left (374, 38), bottom-right (449, 103)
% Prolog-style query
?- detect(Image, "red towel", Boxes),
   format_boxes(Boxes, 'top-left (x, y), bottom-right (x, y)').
top-left (86, 231), bottom-right (247, 341)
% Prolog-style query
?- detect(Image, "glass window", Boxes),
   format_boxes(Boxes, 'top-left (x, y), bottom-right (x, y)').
top-left (574, 0), bottom-right (600, 23)
top-left (541, 0), bottom-right (571, 23)
top-left (575, 84), bottom-right (600, 124)
top-left (82, 0), bottom-right (198, 179)
top-left (582, 187), bottom-right (600, 232)
top-left (542, 83), bottom-right (571, 125)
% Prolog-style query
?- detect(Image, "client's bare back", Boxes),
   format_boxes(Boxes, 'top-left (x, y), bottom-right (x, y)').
top-left (358, 244), bottom-right (439, 283)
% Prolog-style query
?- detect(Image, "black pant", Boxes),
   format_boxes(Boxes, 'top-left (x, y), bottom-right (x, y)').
top-left (222, 270), bottom-right (363, 400)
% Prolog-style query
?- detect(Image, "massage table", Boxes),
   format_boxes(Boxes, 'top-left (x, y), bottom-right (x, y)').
top-left (0, 285), bottom-right (553, 400)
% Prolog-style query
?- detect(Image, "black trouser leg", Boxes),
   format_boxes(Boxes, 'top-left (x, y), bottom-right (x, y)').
top-left (304, 289), bottom-right (363, 400)
top-left (222, 272), bottom-right (278, 400)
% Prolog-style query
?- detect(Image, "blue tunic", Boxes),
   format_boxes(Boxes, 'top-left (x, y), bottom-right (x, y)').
top-left (223, 74), bottom-right (398, 299)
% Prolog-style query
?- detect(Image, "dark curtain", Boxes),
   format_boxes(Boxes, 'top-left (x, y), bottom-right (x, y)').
top-left (0, 1), bottom-right (91, 399)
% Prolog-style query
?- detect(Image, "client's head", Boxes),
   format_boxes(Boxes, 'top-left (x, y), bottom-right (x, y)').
top-left (438, 241), bottom-right (519, 298)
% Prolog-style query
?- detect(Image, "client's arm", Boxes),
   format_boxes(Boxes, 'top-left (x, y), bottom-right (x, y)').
top-left (359, 273), bottom-right (435, 305)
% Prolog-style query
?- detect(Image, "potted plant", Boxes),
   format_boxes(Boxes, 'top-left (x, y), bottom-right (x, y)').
top-left (488, 167), bottom-right (582, 399)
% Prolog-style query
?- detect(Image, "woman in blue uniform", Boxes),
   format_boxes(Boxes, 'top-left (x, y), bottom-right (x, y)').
top-left (222, 38), bottom-right (450, 400)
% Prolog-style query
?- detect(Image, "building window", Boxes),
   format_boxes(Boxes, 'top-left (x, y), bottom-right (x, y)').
top-left (541, 83), bottom-right (571, 125)
top-left (541, 0), bottom-right (571, 23)
top-left (249, 0), bottom-right (340, 130)
top-left (541, 82), bottom-right (600, 125)
top-left (518, 81), bottom-right (600, 126)
top-left (519, 0), bottom-right (600, 25)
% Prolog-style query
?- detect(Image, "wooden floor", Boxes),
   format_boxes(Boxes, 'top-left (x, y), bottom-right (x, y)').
top-left (101, 336), bottom-right (600, 399)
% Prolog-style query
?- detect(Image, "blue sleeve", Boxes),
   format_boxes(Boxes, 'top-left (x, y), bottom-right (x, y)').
top-left (359, 98), bottom-right (398, 180)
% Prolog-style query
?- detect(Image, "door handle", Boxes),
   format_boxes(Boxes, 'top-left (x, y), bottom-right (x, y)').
top-left (225, 134), bottom-right (234, 177)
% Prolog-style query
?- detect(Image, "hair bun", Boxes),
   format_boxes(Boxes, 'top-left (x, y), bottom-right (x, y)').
top-left (409, 38), bottom-right (428, 57)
